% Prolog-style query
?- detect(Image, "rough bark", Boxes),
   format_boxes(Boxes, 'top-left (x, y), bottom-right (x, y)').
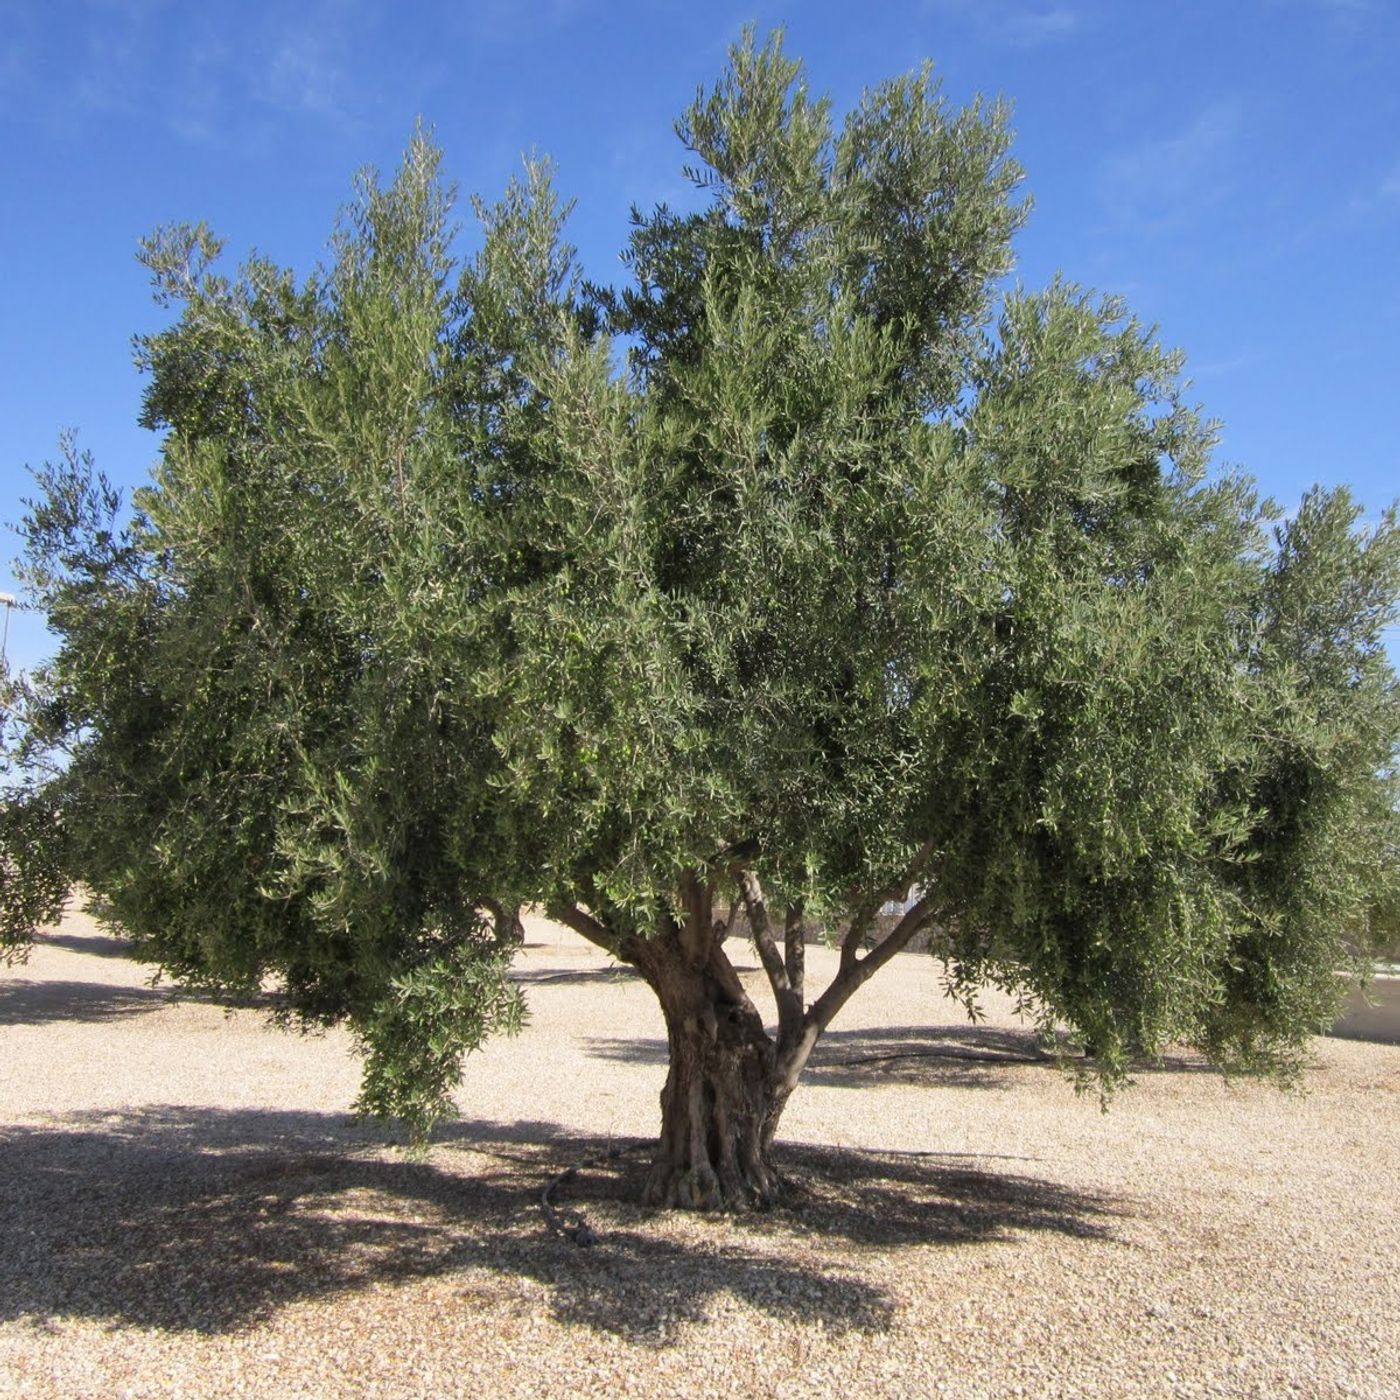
top-left (562, 867), bottom-right (937, 1213)
top-left (631, 886), bottom-right (787, 1210)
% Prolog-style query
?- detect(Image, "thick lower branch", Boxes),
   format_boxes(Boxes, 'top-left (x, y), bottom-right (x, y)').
top-left (676, 870), bottom-right (715, 967)
top-left (737, 870), bottom-right (801, 1035)
top-left (840, 904), bottom-right (878, 970)
top-left (769, 894), bottom-right (939, 1099)
top-left (840, 839), bottom-right (938, 968)
top-left (547, 902), bottom-right (624, 956)
top-left (812, 892), bottom-right (937, 1035)
top-left (783, 904), bottom-right (804, 1001)
top-left (480, 898), bottom-right (525, 944)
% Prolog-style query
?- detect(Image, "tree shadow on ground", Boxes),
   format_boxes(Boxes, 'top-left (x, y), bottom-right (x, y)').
top-left (808, 1024), bottom-right (1056, 1090)
top-left (34, 931), bottom-right (138, 960)
top-left (585, 1022), bottom-right (1056, 1092)
top-left (0, 979), bottom-right (174, 1027)
top-left (510, 964), bottom-right (759, 986)
top-left (808, 1027), bottom-right (1222, 1082)
top-left (585, 1023), bottom-right (1221, 1090)
top-left (510, 966), bottom-right (640, 986)
top-left (0, 977), bottom-right (275, 1028)
top-left (0, 1106), bottom-right (1121, 1345)
top-left (768, 1142), bottom-right (1120, 1247)
top-left (544, 1133), bottom-right (1123, 1247)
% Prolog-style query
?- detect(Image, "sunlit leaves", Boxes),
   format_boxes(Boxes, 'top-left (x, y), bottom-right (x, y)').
top-left (5, 30), bottom-right (1398, 1139)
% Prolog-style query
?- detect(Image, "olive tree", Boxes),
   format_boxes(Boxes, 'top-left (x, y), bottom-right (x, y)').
top-left (5, 32), bottom-right (1398, 1210)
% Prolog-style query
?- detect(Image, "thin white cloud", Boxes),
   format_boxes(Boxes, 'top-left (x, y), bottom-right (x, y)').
top-left (1263, 0), bottom-right (1378, 25)
top-left (1337, 157), bottom-right (1400, 224)
top-left (3, 2), bottom-right (371, 145)
top-left (998, 6), bottom-right (1080, 47)
top-left (1100, 100), bottom-right (1244, 231)
top-left (71, 5), bottom-right (153, 115)
top-left (167, 35), bottom-right (232, 146)
top-left (456, 0), bottom-right (590, 46)
top-left (83, 0), bottom-right (172, 21)
top-left (245, 0), bottom-right (374, 128)
top-left (254, 27), bottom-right (347, 119)
top-left (1189, 348), bottom-right (1268, 380)
top-left (0, 3), bottom-right (41, 100)
top-left (924, 1), bottom-right (1081, 47)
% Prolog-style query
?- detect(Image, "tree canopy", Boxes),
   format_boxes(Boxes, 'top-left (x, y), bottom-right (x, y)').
top-left (4, 30), bottom-right (1399, 1209)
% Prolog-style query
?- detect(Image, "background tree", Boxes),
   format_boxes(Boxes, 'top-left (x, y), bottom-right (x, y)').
top-left (4, 31), bottom-right (1398, 1210)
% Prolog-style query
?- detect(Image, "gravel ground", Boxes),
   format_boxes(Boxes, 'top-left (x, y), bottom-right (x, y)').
top-left (2, 905), bottom-right (1398, 1400)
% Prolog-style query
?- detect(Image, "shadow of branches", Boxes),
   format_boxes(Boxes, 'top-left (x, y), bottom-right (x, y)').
top-left (0, 1106), bottom-right (1121, 1345)
top-left (34, 931), bottom-right (138, 960)
top-left (0, 976), bottom-right (275, 1027)
top-left (584, 1022), bottom-right (1222, 1090)
top-left (768, 1142), bottom-right (1121, 1247)
top-left (585, 1022), bottom-right (1057, 1091)
top-left (0, 979), bottom-right (177, 1026)
top-left (509, 966), bottom-right (640, 986)
top-left (0, 1108), bottom-right (887, 1342)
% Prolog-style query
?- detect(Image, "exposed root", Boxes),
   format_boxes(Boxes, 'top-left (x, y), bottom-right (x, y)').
top-left (642, 1148), bottom-right (785, 1212)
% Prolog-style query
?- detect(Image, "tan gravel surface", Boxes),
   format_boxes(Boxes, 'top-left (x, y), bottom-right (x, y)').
top-left (2, 905), bottom-right (1398, 1399)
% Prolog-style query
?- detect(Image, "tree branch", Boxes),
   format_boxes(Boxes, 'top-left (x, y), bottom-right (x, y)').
top-left (809, 891), bottom-right (938, 1035)
top-left (715, 897), bottom-right (744, 944)
top-left (737, 869), bottom-right (801, 1032)
top-left (840, 905), bottom-right (877, 971)
top-left (704, 935), bottom-right (754, 1009)
top-left (480, 897), bottom-right (525, 944)
top-left (711, 835), bottom-right (760, 867)
top-left (840, 837), bottom-right (938, 969)
top-left (677, 869), bottom-right (714, 968)
top-left (546, 902), bottom-right (617, 954)
top-left (783, 904), bottom-right (805, 1003)
top-left (736, 869), bottom-right (787, 992)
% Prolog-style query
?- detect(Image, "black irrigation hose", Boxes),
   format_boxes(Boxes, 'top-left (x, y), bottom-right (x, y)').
top-left (539, 1139), bottom-right (652, 1247)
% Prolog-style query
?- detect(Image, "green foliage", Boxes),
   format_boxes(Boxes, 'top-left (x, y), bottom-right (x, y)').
top-left (0, 782), bottom-right (68, 965)
top-left (350, 929), bottom-right (526, 1135)
top-left (5, 31), bottom-right (1399, 1138)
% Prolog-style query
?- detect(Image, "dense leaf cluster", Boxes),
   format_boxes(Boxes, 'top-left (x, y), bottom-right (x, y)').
top-left (4, 31), bottom-right (1397, 1137)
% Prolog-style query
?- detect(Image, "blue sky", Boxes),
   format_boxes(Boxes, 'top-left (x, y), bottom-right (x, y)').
top-left (2, 0), bottom-right (1397, 672)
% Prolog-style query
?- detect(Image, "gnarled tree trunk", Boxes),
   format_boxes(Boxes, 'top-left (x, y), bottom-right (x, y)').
top-left (643, 956), bottom-right (785, 1209)
top-left (550, 871), bottom-right (934, 1213)
top-left (624, 880), bottom-right (792, 1211)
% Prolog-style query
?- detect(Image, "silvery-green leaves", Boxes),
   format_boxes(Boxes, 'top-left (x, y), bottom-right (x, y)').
top-left (5, 30), bottom-right (1398, 1136)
